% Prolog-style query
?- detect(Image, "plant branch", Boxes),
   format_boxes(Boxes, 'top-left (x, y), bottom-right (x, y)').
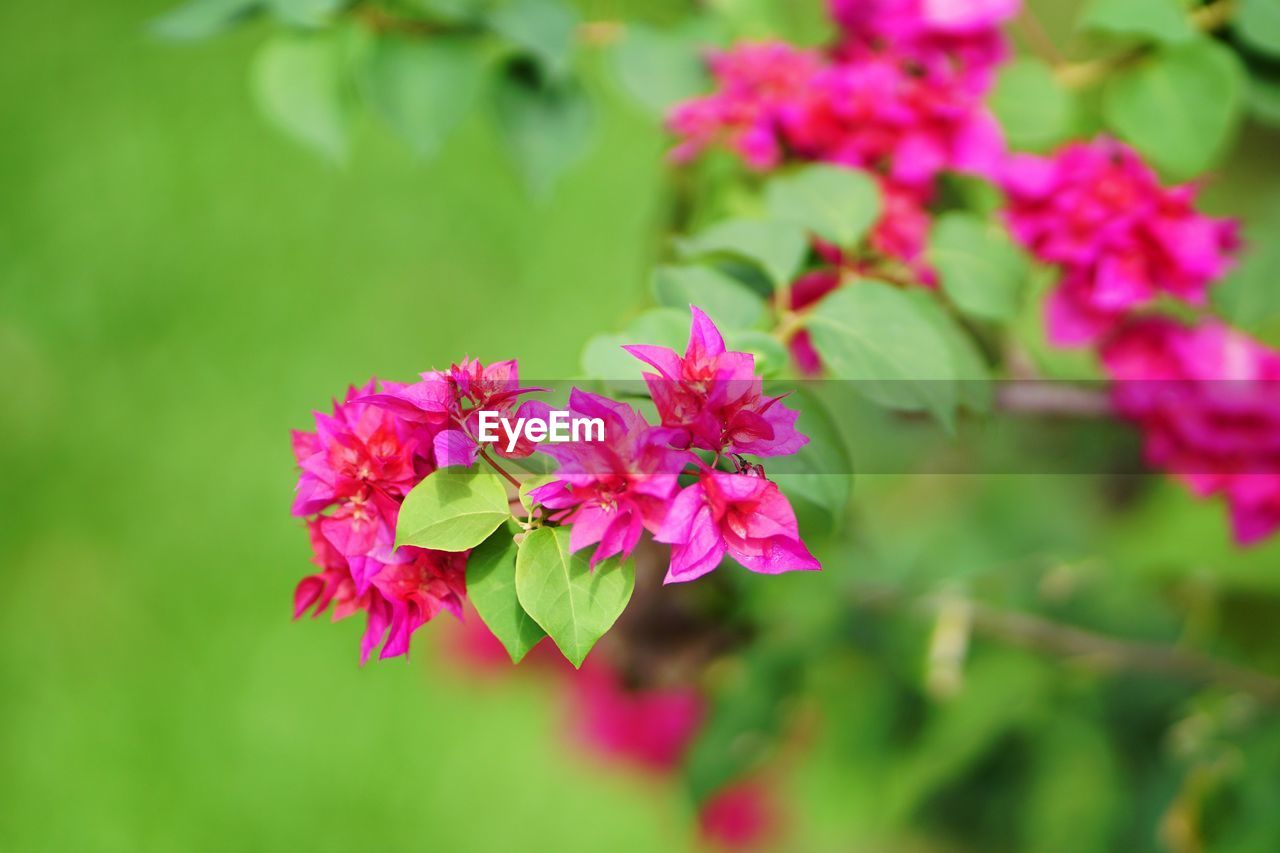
top-left (856, 586), bottom-right (1280, 707)
top-left (478, 448), bottom-right (523, 490)
top-left (1056, 0), bottom-right (1237, 89)
top-left (1013, 6), bottom-right (1066, 67)
top-left (995, 380), bottom-right (1112, 418)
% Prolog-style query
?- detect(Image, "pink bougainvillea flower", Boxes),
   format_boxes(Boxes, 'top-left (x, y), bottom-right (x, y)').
top-left (528, 390), bottom-right (691, 566)
top-left (625, 306), bottom-right (807, 458)
top-left (829, 0), bottom-right (1019, 93)
top-left (291, 381), bottom-right (421, 517)
top-left (1103, 318), bottom-right (1280, 545)
top-left (365, 547), bottom-right (467, 661)
top-left (566, 657), bottom-right (705, 773)
top-left (778, 55), bottom-right (1005, 187)
top-left (698, 780), bottom-right (783, 849)
top-left (1002, 139), bottom-right (1240, 346)
top-left (292, 379), bottom-right (468, 662)
top-left (667, 41), bottom-right (823, 170)
top-left (669, 43), bottom-right (1004, 185)
top-left (656, 468), bottom-right (821, 583)
top-left (366, 357), bottom-right (546, 467)
top-left (293, 517), bottom-right (466, 663)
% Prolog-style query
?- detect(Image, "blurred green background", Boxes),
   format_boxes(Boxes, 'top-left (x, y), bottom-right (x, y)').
top-left (0, 1), bottom-right (689, 849)
top-left (7, 0), bottom-right (1280, 850)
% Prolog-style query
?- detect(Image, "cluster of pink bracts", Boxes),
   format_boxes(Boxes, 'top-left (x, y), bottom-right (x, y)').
top-left (666, 0), bottom-right (1280, 546)
top-left (292, 308), bottom-right (820, 662)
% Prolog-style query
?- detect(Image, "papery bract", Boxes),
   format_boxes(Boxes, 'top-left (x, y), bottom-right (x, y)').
top-left (656, 468), bottom-right (822, 583)
top-left (292, 378), bottom-right (471, 662)
top-left (527, 390), bottom-right (691, 566)
top-left (1103, 318), bottom-right (1280, 545)
top-left (1003, 139), bottom-right (1239, 346)
top-left (625, 306), bottom-right (807, 458)
top-left (366, 357), bottom-right (546, 466)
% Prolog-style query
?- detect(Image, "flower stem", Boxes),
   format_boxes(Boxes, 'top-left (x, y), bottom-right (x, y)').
top-left (478, 448), bottom-right (523, 490)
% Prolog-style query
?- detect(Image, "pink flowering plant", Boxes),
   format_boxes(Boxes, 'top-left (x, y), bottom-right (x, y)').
top-left (290, 307), bottom-right (822, 666)
top-left (163, 0), bottom-right (1280, 846)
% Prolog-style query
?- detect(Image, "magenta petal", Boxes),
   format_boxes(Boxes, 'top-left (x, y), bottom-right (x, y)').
top-left (433, 429), bottom-right (479, 468)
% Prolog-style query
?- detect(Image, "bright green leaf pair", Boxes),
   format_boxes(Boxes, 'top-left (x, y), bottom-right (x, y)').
top-left (468, 520), bottom-right (635, 668)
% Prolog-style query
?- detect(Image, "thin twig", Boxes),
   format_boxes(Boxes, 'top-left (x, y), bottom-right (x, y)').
top-left (995, 381), bottom-right (1112, 418)
top-left (1013, 6), bottom-right (1065, 67)
top-left (855, 586), bottom-right (1280, 707)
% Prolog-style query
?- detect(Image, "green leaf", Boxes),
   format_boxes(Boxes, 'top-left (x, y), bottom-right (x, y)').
top-left (610, 24), bottom-right (708, 115)
top-left (150, 0), bottom-right (258, 41)
top-left (805, 282), bottom-right (957, 426)
top-left (358, 36), bottom-right (487, 159)
top-left (1238, 0), bottom-right (1280, 57)
top-left (488, 0), bottom-right (579, 79)
top-left (514, 526), bottom-right (635, 667)
top-left (906, 290), bottom-right (993, 414)
top-left (493, 70), bottom-right (593, 198)
top-left (989, 58), bottom-right (1074, 151)
top-left (675, 218), bottom-right (809, 286)
top-left (1102, 39), bottom-right (1246, 179)
top-left (266, 0), bottom-right (341, 27)
top-left (395, 467), bottom-right (512, 552)
top-left (929, 212), bottom-right (1028, 322)
top-left (1079, 0), bottom-right (1195, 44)
top-left (251, 33), bottom-right (353, 163)
top-left (765, 165), bottom-right (882, 249)
top-left (466, 525), bottom-right (546, 663)
top-left (651, 265), bottom-right (766, 331)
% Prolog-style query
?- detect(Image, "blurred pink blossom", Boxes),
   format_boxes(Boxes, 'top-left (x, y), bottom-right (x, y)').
top-left (1003, 139), bottom-right (1239, 345)
top-left (1103, 318), bottom-right (1280, 545)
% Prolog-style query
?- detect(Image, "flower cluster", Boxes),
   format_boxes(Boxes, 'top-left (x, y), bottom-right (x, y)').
top-left (667, 1), bottom-right (1012, 368)
top-left (292, 309), bottom-right (820, 660)
top-left (829, 0), bottom-right (1020, 93)
top-left (532, 307), bottom-right (821, 583)
top-left (1002, 138), bottom-right (1240, 346)
top-left (1102, 318), bottom-right (1280, 545)
top-left (290, 383), bottom-right (465, 663)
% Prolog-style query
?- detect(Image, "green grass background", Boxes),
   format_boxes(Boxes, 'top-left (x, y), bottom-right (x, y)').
top-left (0, 1), bottom-right (688, 849)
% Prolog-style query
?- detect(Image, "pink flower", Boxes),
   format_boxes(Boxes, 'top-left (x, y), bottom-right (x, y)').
top-left (1003, 139), bottom-right (1240, 346)
top-left (290, 381), bottom-right (421, 517)
top-left (698, 780), bottom-right (782, 849)
top-left (778, 55), bottom-right (1005, 187)
top-left (656, 468), bottom-right (821, 583)
top-left (829, 0), bottom-right (1019, 93)
top-left (366, 358), bottom-right (546, 467)
top-left (527, 390), bottom-right (691, 566)
top-left (1103, 318), bottom-right (1280, 545)
top-left (566, 657), bottom-right (705, 773)
top-left (292, 379), bottom-right (468, 662)
top-left (667, 42), bottom-right (823, 170)
top-left (625, 306), bottom-right (807, 458)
